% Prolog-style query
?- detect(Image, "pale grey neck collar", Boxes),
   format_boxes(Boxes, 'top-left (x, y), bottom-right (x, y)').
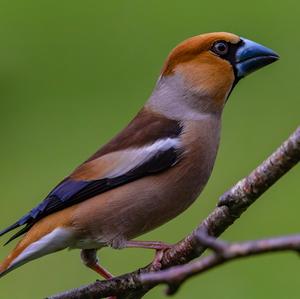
top-left (146, 74), bottom-right (222, 121)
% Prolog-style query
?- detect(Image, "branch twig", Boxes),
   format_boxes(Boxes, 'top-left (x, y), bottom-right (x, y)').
top-left (141, 234), bottom-right (300, 295)
top-left (48, 126), bottom-right (300, 299)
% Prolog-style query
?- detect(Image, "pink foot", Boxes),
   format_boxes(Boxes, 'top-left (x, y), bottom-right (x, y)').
top-left (124, 240), bottom-right (172, 271)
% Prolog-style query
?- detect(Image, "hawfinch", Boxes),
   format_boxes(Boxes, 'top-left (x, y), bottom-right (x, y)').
top-left (0, 32), bottom-right (278, 280)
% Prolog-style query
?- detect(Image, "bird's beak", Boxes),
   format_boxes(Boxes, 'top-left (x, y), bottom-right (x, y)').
top-left (235, 38), bottom-right (279, 78)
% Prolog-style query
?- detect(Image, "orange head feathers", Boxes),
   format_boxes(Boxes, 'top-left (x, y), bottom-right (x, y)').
top-left (158, 32), bottom-right (279, 112)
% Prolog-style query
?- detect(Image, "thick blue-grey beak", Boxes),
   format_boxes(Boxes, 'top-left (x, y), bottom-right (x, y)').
top-left (236, 38), bottom-right (279, 78)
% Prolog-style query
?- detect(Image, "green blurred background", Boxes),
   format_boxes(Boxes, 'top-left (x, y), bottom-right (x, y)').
top-left (0, 1), bottom-right (299, 298)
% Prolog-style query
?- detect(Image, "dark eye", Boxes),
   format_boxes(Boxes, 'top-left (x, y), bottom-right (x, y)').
top-left (212, 41), bottom-right (229, 56)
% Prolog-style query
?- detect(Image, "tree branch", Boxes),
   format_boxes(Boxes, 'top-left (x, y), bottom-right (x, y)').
top-left (47, 126), bottom-right (300, 299)
top-left (141, 234), bottom-right (300, 295)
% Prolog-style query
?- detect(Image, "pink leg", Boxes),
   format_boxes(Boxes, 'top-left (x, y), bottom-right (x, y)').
top-left (124, 240), bottom-right (171, 250)
top-left (81, 249), bottom-right (116, 299)
top-left (124, 240), bottom-right (172, 270)
top-left (88, 262), bottom-right (113, 280)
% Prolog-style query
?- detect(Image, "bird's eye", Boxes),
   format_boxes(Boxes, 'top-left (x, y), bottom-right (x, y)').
top-left (212, 41), bottom-right (229, 56)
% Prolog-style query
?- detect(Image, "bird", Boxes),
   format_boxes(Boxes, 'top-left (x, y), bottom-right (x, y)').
top-left (0, 32), bottom-right (279, 281)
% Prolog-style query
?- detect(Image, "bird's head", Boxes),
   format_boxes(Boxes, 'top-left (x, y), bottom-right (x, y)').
top-left (149, 32), bottom-right (279, 118)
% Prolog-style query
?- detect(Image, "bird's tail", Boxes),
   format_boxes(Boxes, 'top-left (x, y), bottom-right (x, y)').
top-left (0, 219), bottom-right (73, 278)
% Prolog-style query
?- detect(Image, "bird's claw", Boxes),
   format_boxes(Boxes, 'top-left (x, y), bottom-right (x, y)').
top-left (151, 245), bottom-right (172, 271)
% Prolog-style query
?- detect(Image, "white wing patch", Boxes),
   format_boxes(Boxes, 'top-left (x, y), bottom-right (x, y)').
top-left (71, 137), bottom-right (182, 181)
top-left (105, 137), bottom-right (181, 178)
